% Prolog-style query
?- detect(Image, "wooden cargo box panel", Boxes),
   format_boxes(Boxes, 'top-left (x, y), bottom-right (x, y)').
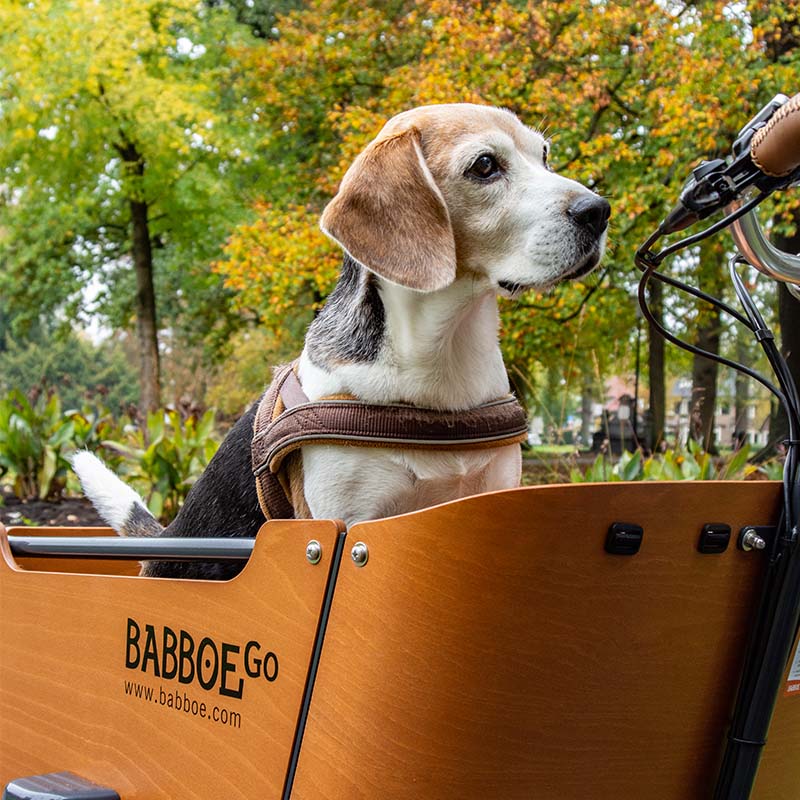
top-left (293, 481), bottom-right (796, 800)
top-left (0, 519), bottom-right (343, 800)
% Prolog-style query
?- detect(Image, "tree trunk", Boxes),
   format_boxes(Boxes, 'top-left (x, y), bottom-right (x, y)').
top-left (580, 377), bottom-right (593, 448)
top-left (734, 333), bottom-right (750, 448)
top-left (690, 315), bottom-right (721, 453)
top-left (130, 197), bottom-right (161, 413)
top-left (690, 242), bottom-right (725, 454)
top-left (750, 0), bottom-right (799, 454)
top-left (646, 279), bottom-right (665, 450)
top-left (778, 280), bottom-right (800, 401)
top-left (118, 139), bottom-right (160, 414)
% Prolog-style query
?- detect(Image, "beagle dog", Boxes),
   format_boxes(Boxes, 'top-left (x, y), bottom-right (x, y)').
top-left (73, 103), bottom-right (609, 579)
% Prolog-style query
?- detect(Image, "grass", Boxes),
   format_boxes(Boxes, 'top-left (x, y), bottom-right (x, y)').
top-left (526, 444), bottom-right (580, 456)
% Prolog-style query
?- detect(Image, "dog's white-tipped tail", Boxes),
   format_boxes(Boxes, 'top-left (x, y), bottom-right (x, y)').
top-left (71, 451), bottom-right (163, 537)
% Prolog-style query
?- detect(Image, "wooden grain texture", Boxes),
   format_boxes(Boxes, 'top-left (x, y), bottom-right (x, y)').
top-left (292, 481), bottom-right (793, 800)
top-left (8, 526), bottom-right (140, 576)
top-left (752, 625), bottom-right (800, 800)
top-left (0, 518), bottom-right (343, 800)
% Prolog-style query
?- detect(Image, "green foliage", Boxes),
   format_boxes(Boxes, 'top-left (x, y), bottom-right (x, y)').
top-left (0, 330), bottom-right (139, 415)
top-left (205, 326), bottom-right (297, 416)
top-left (759, 458), bottom-right (786, 481)
top-left (0, 390), bottom-right (120, 500)
top-left (3, 1), bottom-right (798, 432)
top-left (568, 443), bottom-right (775, 484)
top-left (0, 0), bottom-right (268, 362)
top-left (101, 409), bottom-right (220, 522)
top-left (206, 0), bottom-right (305, 40)
top-left (0, 379), bottom-right (220, 521)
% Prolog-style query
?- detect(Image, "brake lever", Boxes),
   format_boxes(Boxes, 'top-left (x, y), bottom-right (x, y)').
top-left (660, 93), bottom-right (797, 235)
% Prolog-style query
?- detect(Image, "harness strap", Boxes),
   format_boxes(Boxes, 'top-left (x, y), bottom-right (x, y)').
top-left (251, 362), bottom-right (300, 519)
top-left (252, 361), bottom-right (529, 520)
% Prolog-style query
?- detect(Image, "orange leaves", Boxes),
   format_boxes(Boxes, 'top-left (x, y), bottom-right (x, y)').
top-left (213, 202), bottom-right (340, 338)
top-left (215, 0), bottom-right (799, 371)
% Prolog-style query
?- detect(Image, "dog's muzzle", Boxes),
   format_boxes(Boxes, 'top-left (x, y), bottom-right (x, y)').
top-left (567, 195), bottom-right (611, 239)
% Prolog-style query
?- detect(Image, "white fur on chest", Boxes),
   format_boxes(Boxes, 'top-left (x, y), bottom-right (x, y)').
top-left (300, 443), bottom-right (521, 527)
top-left (295, 275), bottom-right (522, 526)
top-left (299, 276), bottom-right (509, 408)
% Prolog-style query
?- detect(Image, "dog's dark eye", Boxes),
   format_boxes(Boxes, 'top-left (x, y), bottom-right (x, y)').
top-left (543, 143), bottom-right (551, 170)
top-left (467, 154), bottom-right (501, 181)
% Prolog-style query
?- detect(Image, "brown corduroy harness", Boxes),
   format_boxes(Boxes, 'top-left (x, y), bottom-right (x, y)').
top-left (251, 361), bottom-right (529, 520)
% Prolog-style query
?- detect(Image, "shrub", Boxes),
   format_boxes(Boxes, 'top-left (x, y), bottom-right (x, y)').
top-left (0, 331), bottom-right (140, 415)
top-left (568, 441), bottom-right (779, 483)
top-left (0, 389), bottom-right (119, 499)
top-left (0, 386), bottom-right (219, 516)
top-left (100, 409), bottom-right (220, 523)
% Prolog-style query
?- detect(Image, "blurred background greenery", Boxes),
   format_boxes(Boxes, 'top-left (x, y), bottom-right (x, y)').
top-left (0, 1), bottom-right (797, 520)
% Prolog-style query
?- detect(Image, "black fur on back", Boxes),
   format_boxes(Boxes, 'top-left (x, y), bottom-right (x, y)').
top-left (142, 254), bottom-right (385, 580)
top-left (142, 400), bottom-right (264, 580)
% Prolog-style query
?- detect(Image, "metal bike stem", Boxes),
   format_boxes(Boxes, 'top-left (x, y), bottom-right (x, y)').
top-left (713, 520), bottom-right (800, 799)
top-left (728, 194), bottom-right (800, 299)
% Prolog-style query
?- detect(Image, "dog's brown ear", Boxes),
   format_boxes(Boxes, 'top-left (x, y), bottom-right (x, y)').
top-left (320, 127), bottom-right (456, 292)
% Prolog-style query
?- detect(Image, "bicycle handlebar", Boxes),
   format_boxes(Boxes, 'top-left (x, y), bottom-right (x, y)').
top-left (728, 91), bottom-right (800, 294)
top-left (640, 91), bottom-right (800, 295)
top-left (750, 92), bottom-right (800, 178)
top-left (657, 93), bottom-right (799, 237)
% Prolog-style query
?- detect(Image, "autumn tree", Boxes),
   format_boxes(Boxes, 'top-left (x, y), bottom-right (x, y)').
top-left (0, 0), bottom-right (266, 411)
top-left (217, 2), bottom-right (666, 401)
top-left (672, 3), bottom-right (800, 453)
top-left (216, 0), bottom-right (792, 439)
top-left (688, 242), bottom-right (728, 452)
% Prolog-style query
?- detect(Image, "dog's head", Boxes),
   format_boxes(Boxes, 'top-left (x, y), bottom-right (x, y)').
top-left (321, 103), bottom-right (609, 296)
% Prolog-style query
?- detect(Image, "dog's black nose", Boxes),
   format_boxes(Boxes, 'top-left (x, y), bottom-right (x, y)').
top-left (568, 195), bottom-right (611, 237)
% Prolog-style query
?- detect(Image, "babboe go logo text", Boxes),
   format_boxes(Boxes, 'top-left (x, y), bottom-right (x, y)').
top-left (124, 617), bottom-right (278, 700)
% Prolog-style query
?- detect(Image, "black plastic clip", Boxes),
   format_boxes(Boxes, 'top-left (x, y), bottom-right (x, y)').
top-left (753, 326), bottom-right (774, 342)
top-left (698, 523), bottom-right (731, 554)
top-left (605, 522), bottom-right (643, 555)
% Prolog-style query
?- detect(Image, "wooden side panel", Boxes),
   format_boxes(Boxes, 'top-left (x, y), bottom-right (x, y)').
top-left (293, 481), bottom-right (788, 800)
top-left (752, 625), bottom-right (800, 800)
top-left (8, 526), bottom-right (140, 576)
top-left (0, 519), bottom-right (343, 800)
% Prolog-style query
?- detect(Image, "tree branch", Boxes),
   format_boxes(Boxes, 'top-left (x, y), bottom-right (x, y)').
top-left (516, 264), bottom-right (612, 323)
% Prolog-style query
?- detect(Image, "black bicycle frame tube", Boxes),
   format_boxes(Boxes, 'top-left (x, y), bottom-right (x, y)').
top-left (712, 518), bottom-right (800, 800)
top-left (637, 220), bottom-right (800, 800)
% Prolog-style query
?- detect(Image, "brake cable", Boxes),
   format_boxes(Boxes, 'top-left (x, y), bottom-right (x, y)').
top-left (634, 91), bottom-right (800, 800)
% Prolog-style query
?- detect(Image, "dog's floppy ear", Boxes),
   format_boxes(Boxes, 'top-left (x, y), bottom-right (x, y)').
top-left (320, 127), bottom-right (456, 292)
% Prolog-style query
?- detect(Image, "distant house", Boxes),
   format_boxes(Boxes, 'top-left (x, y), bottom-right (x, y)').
top-left (591, 375), bottom-right (770, 451)
top-left (527, 374), bottom-right (772, 450)
top-left (666, 376), bottom-right (771, 448)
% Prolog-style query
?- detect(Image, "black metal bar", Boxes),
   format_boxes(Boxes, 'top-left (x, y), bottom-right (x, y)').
top-left (713, 519), bottom-right (800, 800)
top-left (7, 535), bottom-right (254, 561)
top-left (282, 530), bottom-right (347, 800)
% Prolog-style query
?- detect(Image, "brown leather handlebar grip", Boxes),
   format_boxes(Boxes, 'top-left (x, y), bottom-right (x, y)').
top-left (750, 92), bottom-right (800, 177)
